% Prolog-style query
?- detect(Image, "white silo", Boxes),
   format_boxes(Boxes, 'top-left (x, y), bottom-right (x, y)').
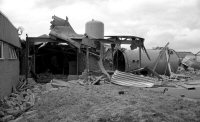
top-left (85, 19), bottom-right (104, 39)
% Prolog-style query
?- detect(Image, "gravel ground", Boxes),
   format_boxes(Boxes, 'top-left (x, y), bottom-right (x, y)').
top-left (28, 80), bottom-right (200, 122)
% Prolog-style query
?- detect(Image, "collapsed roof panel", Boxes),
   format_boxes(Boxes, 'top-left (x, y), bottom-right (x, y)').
top-left (104, 35), bottom-right (144, 44)
top-left (49, 15), bottom-right (84, 48)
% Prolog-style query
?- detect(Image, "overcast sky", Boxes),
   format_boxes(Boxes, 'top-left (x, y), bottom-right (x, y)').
top-left (0, 0), bottom-right (200, 53)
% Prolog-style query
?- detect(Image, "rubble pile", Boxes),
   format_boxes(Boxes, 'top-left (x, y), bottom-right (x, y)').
top-left (37, 73), bottom-right (68, 83)
top-left (37, 73), bottom-right (53, 83)
top-left (0, 76), bottom-right (73, 121)
top-left (159, 73), bottom-right (191, 83)
top-left (78, 70), bottom-right (110, 85)
top-left (78, 75), bottom-right (110, 85)
top-left (0, 84), bottom-right (36, 122)
top-left (177, 66), bottom-right (200, 80)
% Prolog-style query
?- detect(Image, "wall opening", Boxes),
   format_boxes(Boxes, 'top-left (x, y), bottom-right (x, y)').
top-left (113, 50), bottom-right (125, 71)
top-left (35, 43), bottom-right (77, 75)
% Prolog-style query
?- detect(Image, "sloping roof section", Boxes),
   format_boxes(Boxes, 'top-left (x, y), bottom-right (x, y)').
top-left (0, 11), bottom-right (21, 48)
top-left (49, 15), bottom-right (83, 48)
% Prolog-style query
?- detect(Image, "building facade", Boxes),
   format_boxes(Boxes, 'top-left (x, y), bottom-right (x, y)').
top-left (0, 11), bottom-right (21, 98)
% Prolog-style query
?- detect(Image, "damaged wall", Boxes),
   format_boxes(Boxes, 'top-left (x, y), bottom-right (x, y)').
top-left (78, 52), bottom-right (100, 74)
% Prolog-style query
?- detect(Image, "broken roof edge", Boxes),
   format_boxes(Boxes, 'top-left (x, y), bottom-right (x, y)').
top-left (49, 31), bottom-right (81, 48)
top-left (0, 10), bottom-right (18, 33)
top-left (49, 15), bottom-right (84, 48)
top-left (0, 11), bottom-right (21, 48)
top-left (105, 35), bottom-right (145, 40)
top-left (50, 15), bottom-right (83, 37)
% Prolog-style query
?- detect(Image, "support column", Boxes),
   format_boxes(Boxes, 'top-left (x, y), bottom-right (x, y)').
top-left (139, 46), bottom-right (142, 68)
top-left (25, 35), bottom-right (29, 79)
top-left (86, 46), bottom-right (89, 81)
top-left (33, 45), bottom-right (36, 74)
top-left (77, 48), bottom-right (79, 75)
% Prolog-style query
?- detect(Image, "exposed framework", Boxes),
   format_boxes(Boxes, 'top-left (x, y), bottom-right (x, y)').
top-left (25, 35), bottom-right (146, 79)
top-left (25, 16), bottom-right (147, 80)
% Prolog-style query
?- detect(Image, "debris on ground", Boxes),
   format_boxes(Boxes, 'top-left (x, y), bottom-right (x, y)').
top-left (78, 69), bottom-right (110, 85)
top-left (29, 81), bottom-right (200, 122)
top-left (0, 75), bottom-right (73, 122)
top-left (37, 73), bottom-right (68, 83)
top-left (111, 70), bottom-right (156, 87)
top-left (50, 79), bottom-right (71, 88)
top-left (78, 75), bottom-right (109, 86)
top-left (182, 54), bottom-right (200, 70)
top-left (2, 63), bottom-right (200, 121)
top-left (0, 78), bottom-right (37, 122)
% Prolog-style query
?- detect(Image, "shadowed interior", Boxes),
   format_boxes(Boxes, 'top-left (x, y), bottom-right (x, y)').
top-left (113, 50), bottom-right (126, 71)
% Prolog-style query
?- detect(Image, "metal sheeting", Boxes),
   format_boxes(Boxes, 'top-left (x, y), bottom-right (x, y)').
top-left (49, 16), bottom-right (83, 48)
top-left (50, 27), bottom-right (81, 48)
top-left (0, 11), bottom-right (20, 48)
top-left (111, 70), bottom-right (155, 87)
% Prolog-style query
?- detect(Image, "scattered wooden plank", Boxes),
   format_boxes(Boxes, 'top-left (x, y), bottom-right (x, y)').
top-left (92, 76), bottom-right (104, 85)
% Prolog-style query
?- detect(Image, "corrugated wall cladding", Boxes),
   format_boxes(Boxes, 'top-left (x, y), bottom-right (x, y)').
top-left (0, 11), bottom-right (20, 48)
top-left (0, 43), bottom-right (19, 98)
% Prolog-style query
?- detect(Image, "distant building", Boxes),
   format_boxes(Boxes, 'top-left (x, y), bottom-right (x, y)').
top-left (176, 51), bottom-right (194, 61)
top-left (0, 11), bottom-right (21, 98)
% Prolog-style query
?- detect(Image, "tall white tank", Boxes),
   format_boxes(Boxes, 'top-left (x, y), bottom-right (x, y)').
top-left (85, 19), bottom-right (104, 39)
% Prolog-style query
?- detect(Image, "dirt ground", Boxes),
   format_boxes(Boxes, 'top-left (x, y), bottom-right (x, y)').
top-left (28, 79), bottom-right (200, 122)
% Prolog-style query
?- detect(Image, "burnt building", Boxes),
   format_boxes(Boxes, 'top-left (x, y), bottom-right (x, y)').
top-left (0, 11), bottom-right (21, 98)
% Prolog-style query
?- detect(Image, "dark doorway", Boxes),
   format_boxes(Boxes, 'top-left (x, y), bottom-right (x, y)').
top-left (113, 50), bottom-right (126, 71)
top-left (35, 43), bottom-right (77, 75)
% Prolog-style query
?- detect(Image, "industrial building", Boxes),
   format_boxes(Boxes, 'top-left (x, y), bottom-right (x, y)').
top-left (0, 11), bottom-right (21, 98)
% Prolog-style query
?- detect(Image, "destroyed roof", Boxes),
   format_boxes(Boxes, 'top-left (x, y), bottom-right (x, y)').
top-left (49, 16), bottom-right (83, 48)
top-left (38, 34), bottom-right (49, 38)
top-left (0, 11), bottom-right (21, 48)
top-left (104, 35), bottom-right (144, 44)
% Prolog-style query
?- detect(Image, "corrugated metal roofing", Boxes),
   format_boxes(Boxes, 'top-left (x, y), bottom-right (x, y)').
top-left (49, 16), bottom-right (83, 48)
top-left (50, 27), bottom-right (81, 48)
top-left (0, 11), bottom-right (20, 48)
top-left (111, 70), bottom-right (155, 87)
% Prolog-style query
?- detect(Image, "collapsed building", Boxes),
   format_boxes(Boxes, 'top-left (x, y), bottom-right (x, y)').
top-left (0, 11), bottom-right (21, 98)
top-left (25, 15), bottom-right (181, 83)
top-left (26, 16), bottom-right (146, 79)
top-left (26, 16), bottom-right (102, 78)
